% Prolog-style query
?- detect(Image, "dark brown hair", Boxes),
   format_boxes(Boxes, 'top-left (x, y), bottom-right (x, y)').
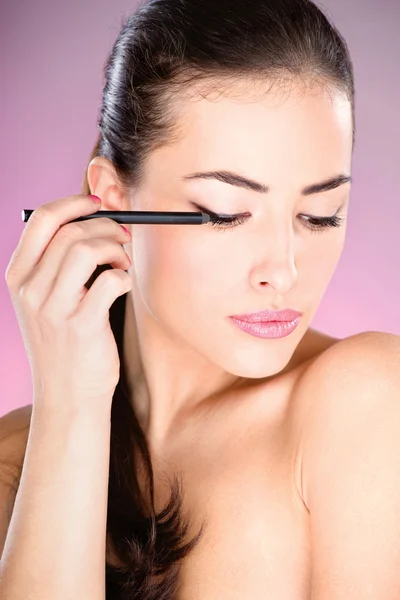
top-left (81, 0), bottom-right (356, 597)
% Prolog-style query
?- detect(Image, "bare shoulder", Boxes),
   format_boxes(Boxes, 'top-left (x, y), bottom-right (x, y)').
top-left (0, 404), bottom-right (33, 486)
top-left (0, 403), bottom-right (33, 445)
top-left (298, 329), bottom-right (399, 388)
top-left (0, 404), bottom-right (33, 557)
top-left (291, 330), bottom-right (400, 507)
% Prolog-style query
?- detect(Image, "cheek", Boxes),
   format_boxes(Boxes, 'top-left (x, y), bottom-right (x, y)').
top-left (131, 227), bottom-right (228, 313)
top-left (302, 234), bottom-right (345, 289)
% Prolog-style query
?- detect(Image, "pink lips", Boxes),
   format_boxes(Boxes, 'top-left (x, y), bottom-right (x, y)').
top-left (229, 308), bottom-right (302, 323)
top-left (228, 308), bottom-right (302, 339)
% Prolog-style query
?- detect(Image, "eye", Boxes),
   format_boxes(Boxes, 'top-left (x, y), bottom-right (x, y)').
top-left (193, 195), bottom-right (347, 233)
top-left (208, 213), bottom-right (249, 231)
top-left (300, 214), bottom-right (346, 233)
top-left (208, 212), bottom-right (346, 232)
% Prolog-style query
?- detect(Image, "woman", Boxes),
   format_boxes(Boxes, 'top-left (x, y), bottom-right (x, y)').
top-left (1, 0), bottom-right (399, 598)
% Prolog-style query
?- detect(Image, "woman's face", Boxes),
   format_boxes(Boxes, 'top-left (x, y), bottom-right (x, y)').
top-left (127, 79), bottom-right (353, 379)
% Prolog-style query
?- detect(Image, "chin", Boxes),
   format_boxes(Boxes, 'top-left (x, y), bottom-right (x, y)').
top-left (223, 347), bottom-right (293, 380)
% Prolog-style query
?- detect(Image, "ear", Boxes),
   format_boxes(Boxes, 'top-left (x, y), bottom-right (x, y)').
top-left (87, 157), bottom-right (129, 212)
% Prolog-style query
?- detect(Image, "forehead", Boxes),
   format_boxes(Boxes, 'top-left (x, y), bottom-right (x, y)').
top-left (171, 78), bottom-right (353, 180)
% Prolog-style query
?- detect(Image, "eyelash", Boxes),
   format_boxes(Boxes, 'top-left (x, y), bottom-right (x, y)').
top-left (209, 213), bottom-right (345, 233)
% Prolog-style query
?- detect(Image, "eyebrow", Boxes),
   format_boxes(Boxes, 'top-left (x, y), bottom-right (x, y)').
top-left (183, 170), bottom-right (352, 196)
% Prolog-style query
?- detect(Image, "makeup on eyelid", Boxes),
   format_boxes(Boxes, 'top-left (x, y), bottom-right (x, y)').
top-left (189, 201), bottom-right (346, 232)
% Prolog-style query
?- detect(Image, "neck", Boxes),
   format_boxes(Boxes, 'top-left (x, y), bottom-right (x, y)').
top-left (121, 290), bottom-right (242, 447)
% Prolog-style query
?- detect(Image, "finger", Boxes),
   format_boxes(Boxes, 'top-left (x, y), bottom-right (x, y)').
top-left (20, 217), bottom-right (130, 308)
top-left (5, 195), bottom-right (103, 289)
top-left (76, 267), bottom-right (132, 326)
top-left (42, 238), bottom-right (131, 320)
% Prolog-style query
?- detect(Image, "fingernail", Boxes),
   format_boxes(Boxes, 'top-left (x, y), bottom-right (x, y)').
top-left (120, 225), bottom-right (131, 237)
top-left (88, 194), bottom-right (102, 204)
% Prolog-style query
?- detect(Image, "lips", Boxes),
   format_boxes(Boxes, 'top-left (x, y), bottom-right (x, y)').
top-left (230, 308), bottom-right (302, 323)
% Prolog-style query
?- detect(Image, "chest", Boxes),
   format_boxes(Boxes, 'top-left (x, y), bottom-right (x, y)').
top-left (108, 365), bottom-right (316, 598)
top-left (161, 424), bottom-right (312, 600)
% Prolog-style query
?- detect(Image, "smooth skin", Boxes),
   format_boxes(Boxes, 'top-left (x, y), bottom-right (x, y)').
top-left (6, 196), bottom-right (132, 404)
top-left (297, 332), bottom-right (400, 599)
top-left (1, 76), bottom-right (400, 598)
top-left (89, 77), bottom-right (400, 597)
top-left (88, 78), bottom-right (352, 447)
top-left (2, 195), bottom-right (134, 599)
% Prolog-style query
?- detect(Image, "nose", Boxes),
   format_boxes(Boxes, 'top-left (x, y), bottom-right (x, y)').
top-left (249, 225), bottom-right (298, 295)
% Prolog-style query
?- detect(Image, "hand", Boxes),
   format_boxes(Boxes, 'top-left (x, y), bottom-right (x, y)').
top-left (5, 194), bottom-right (133, 409)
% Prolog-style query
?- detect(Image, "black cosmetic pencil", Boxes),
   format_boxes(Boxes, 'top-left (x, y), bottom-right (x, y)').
top-left (21, 209), bottom-right (211, 225)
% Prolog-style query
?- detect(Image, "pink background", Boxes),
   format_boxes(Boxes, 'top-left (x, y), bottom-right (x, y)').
top-left (1, 0), bottom-right (399, 416)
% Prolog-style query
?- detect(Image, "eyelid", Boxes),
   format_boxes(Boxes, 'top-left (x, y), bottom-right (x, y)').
top-left (189, 201), bottom-right (248, 221)
top-left (190, 200), bottom-right (346, 223)
top-left (213, 211), bottom-right (250, 220)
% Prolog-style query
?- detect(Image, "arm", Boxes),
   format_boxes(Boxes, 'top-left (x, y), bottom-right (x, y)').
top-left (298, 331), bottom-right (400, 600)
top-left (0, 401), bottom-right (112, 600)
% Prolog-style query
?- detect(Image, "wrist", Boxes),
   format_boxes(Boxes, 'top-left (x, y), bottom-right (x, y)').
top-left (32, 395), bottom-right (114, 424)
